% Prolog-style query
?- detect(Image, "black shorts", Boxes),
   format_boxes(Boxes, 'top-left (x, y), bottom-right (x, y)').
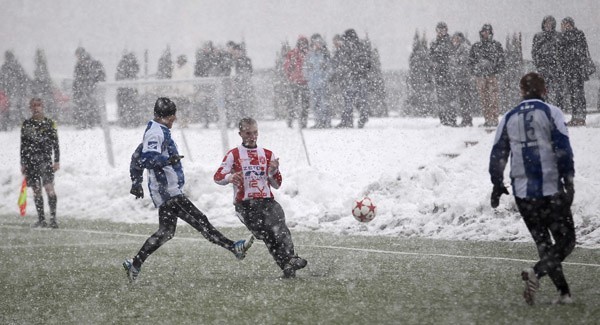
top-left (25, 163), bottom-right (54, 187)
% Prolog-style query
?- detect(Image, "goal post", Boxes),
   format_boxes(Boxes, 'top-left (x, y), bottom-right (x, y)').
top-left (98, 77), bottom-right (231, 166)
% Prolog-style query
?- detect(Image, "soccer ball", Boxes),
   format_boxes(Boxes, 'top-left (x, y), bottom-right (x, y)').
top-left (352, 197), bottom-right (376, 222)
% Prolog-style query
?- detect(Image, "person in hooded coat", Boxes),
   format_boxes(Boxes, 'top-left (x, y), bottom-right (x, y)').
top-left (558, 17), bottom-right (592, 127)
top-left (430, 22), bottom-right (456, 126)
top-left (336, 29), bottom-right (372, 128)
top-left (284, 36), bottom-right (310, 129)
top-left (469, 24), bottom-right (506, 127)
top-left (532, 16), bottom-right (563, 108)
top-left (449, 32), bottom-right (476, 127)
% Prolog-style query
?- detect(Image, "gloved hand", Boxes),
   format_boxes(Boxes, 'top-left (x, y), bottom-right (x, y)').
top-left (491, 184), bottom-right (509, 208)
top-left (563, 176), bottom-right (575, 207)
top-left (167, 154), bottom-right (184, 165)
top-left (130, 184), bottom-right (144, 199)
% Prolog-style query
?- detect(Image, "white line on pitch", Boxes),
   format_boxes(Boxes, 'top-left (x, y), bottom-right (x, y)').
top-left (303, 244), bottom-right (600, 268)
top-left (2, 225), bottom-right (599, 268)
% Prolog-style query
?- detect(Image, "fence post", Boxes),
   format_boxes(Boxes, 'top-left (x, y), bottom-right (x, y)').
top-left (216, 78), bottom-right (229, 155)
top-left (98, 85), bottom-right (115, 167)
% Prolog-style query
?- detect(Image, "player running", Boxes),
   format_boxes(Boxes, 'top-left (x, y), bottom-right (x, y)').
top-left (123, 97), bottom-right (253, 282)
top-left (489, 72), bottom-right (576, 305)
top-left (214, 117), bottom-right (307, 278)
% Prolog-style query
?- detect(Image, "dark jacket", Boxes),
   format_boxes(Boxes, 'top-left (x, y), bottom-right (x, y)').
top-left (469, 37), bottom-right (505, 77)
top-left (559, 27), bottom-right (590, 80)
top-left (73, 53), bottom-right (105, 98)
top-left (20, 117), bottom-right (59, 167)
top-left (429, 34), bottom-right (453, 84)
top-left (449, 39), bottom-right (472, 86)
top-left (532, 16), bottom-right (562, 79)
top-left (337, 34), bottom-right (371, 86)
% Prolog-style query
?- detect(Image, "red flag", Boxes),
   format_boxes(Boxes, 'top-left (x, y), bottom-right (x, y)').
top-left (18, 178), bottom-right (27, 217)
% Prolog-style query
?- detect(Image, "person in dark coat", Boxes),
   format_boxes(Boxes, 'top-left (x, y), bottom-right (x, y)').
top-left (32, 49), bottom-right (58, 121)
top-left (532, 16), bottom-right (563, 107)
top-left (469, 24), bottom-right (506, 127)
top-left (449, 32), bottom-right (475, 127)
top-left (336, 29), bottom-right (372, 128)
top-left (72, 47), bottom-right (105, 129)
top-left (430, 22), bottom-right (456, 126)
top-left (115, 51), bottom-right (140, 127)
top-left (0, 50), bottom-right (31, 128)
top-left (20, 98), bottom-right (60, 228)
top-left (227, 43), bottom-right (254, 125)
top-left (558, 17), bottom-right (592, 126)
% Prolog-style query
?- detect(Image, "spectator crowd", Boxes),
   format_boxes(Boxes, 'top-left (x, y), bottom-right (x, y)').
top-left (0, 18), bottom-right (597, 131)
top-left (407, 16), bottom-right (596, 127)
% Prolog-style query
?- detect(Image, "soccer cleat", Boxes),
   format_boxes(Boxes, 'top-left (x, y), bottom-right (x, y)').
top-left (552, 293), bottom-right (574, 305)
top-left (123, 259), bottom-right (140, 282)
top-left (48, 219), bottom-right (59, 229)
top-left (233, 235), bottom-right (255, 260)
top-left (31, 220), bottom-right (47, 228)
top-left (521, 268), bottom-right (539, 305)
top-left (282, 256), bottom-right (308, 278)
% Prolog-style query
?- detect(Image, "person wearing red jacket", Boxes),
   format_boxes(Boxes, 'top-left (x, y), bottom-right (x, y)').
top-left (214, 117), bottom-right (307, 278)
top-left (283, 36), bottom-right (310, 128)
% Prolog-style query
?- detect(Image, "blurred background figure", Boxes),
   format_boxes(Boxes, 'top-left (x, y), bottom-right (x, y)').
top-left (469, 24), bottom-right (505, 127)
top-left (284, 36), bottom-right (310, 128)
top-left (559, 16), bottom-right (593, 127)
top-left (532, 16), bottom-right (563, 108)
top-left (429, 22), bottom-right (455, 126)
top-left (303, 33), bottom-right (331, 128)
top-left (32, 49), bottom-right (58, 121)
top-left (449, 32), bottom-right (475, 127)
top-left (195, 41), bottom-right (221, 128)
top-left (0, 50), bottom-right (31, 129)
top-left (171, 54), bottom-right (195, 127)
top-left (337, 28), bottom-right (372, 128)
top-left (115, 50), bottom-right (140, 127)
top-left (227, 43), bottom-right (254, 124)
top-left (72, 47), bottom-right (105, 129)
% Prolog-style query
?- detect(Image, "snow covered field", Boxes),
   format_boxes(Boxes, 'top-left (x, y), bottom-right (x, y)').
top-left (1, 114), bottom-right (599, 248)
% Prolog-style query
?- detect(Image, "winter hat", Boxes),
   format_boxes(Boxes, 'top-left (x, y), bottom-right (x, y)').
top-left (562, 17), bottom-right (575, 28)
top-left (343, 29), bottom-right (359, 42)
top-left (480, 23), bottom-right (493, 35)
top-left (452, 32), bottom-right (465, 43)
top-left (297, 36), bottom-right (309, 49)
top-left (436, 21), bottom-right (448, 30)
top-left (154, 97), bottom-right (177, 117)
top-left (541, 15), bottom-right (556, 31)
top-left (310, 33), bottom-right (325, 46)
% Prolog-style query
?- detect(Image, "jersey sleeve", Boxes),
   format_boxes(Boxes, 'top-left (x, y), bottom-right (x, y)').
top-left (489, 117), bottom-right (511, 186)
top-left (266, 150), bottom-right (282, 189)
top-left (129, 143), bottom-right (144, 186)
top-left (214, 150), bottom-right (235, 185)
top-left (550, 106), bottom-right (575, 179)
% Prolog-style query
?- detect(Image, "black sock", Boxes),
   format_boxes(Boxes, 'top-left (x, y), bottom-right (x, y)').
top-left (34, 194), bottom-right (45, 221)
top-left (48, 194), bottom-right (57, 219)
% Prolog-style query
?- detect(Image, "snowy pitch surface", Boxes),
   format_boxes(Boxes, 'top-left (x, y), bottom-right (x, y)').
top-left (1, 115), bottom-right (599, 247)
top-left (1, 219), bottom-right (599, 324)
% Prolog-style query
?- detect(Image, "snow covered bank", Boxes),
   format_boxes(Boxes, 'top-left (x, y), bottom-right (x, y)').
top-left (1, 116), bottom-right (598, 248)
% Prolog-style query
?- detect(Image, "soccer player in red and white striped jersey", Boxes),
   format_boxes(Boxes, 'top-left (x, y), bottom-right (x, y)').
top-left (214, 118), bottom-right (307, 278)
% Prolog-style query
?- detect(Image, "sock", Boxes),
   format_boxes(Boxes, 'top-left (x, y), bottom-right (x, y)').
top-left (34, 194), bottom-right (45, 221)
top-left (48, 194), bottom-right (57, 219)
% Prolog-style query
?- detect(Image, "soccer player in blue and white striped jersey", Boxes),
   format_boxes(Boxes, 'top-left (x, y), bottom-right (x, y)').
top-left (489, 72), bottom-right (576, 305)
